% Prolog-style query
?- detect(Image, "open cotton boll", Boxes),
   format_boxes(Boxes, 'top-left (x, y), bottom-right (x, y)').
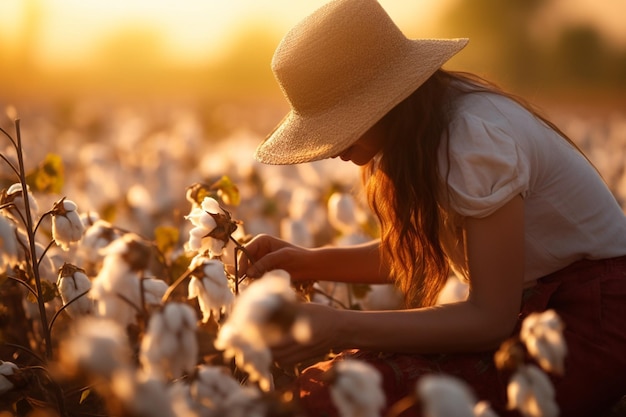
top-left (57, 263), bottom-right (93, 318)
top-left (3, 183), bottom-right (39, 226)
top-left (520, 310), bottom-right (567, 375)
top-left (436, 276), bottom-right (469, 305)
top-left (280, 217), bottom-right (314, 248)
top-left (141, 278), bottom-right (168, 305)
top-left (51, 198), bottom-right (85, 251)
top-left (58, 317), bottom-right (132, 379)
top-left (507, 364), bottom-right (558, 417)
top-left (191, 365), bottom-right (244, 405)
top-left (214, 325), bottom-right (274, 392)
top-left (417, 374), bottom-right (479, 417)
top-left (0, 361), bottom-right (19, 395)
top-left (214, 270), bottom-right (302, 392)
top-left (139, 302), bottom-right (198, 380)
top-left (0, 215), bottom-right (18, 274)
top-left (330, 360), bottom-right (385, 417)
top-left (111, 369), bottom-right (176, 417)
top-left (188, 256), bottom-right (234, 322)
top-left (327, 192), bottom-right (360, 235)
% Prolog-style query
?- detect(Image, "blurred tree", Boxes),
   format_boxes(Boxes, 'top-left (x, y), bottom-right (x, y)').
top-left (554, 26), bottom-right (606, 84)
top-left (439, 0), bottom-right (626, 94)
top-left (439, 0), bottom-right (547, 86)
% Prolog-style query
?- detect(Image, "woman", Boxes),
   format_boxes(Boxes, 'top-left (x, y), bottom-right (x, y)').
top-left (240, 0), bottom-right (626, 415)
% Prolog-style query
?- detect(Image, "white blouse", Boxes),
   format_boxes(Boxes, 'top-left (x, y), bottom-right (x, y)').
top-left (439, 91), bottom-right (626, 283)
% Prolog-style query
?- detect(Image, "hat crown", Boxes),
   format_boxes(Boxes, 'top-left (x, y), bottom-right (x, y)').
top-left (271, 0), bottom-right (409, 115)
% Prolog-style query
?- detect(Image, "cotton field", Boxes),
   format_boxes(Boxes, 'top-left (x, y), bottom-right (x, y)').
top-left (0, 99), bottom-right (624, 417)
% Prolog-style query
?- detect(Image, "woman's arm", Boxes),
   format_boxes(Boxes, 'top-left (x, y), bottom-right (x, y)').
top-left (272, 195), bottom-right (525, 364)
top-left (241, 235), bottom-right (391, 284)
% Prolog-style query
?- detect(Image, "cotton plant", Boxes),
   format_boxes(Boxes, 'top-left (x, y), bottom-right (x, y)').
top-left (187, 254), bottom-right (235, 323)
top-left (1, 183), bottom-right (39, 227)
top-left (214, 269), bottom-right (310, 391)
top-left (519, 309), bottom-right (567, 375)
top-left (494, 310), bottom-right (565, 417)
top-left (57, 316), bottom-right (133, 380)
top-left (215, 327), bottom-right (274, 392)
top-left (50, 197), bottom-right (85, 251)
top-left (185, 196), bottom-right (238, 257)
top-left (56, 263), bottom-right (93, 318)
top-left (327, 191), bottom-right (367, 236)
top-left (417, 374), bottom-right (498, 417)
top-left (287, 186), bottom-right (327, 237)
top-left (507, 364), bottom-right (559, 417)
top-left (110, 368), bottom-right (177, 417)
top-left (329, 359), bottom-right (386, 417)
top-left (78, 218), bottom-right (124, 269)
top-left (173, 364), bottom-right (264, 416)
top-left (0, 360), bottom-right (19, 395)
top-left (90, 233), bottom-right (166, 328)
top-left (139, 302), bottom-right (199, 380)
top-left (0, 213), bottom-right (19, 274)
top-left (280, 217), bottom-right (314, 248)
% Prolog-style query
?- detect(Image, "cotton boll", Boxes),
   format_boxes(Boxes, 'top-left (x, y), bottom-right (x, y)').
top-left (141, 278), bottom-right (168, 305)
top-left (330, 360), bottom-right (385, 417)
top-left (187, 256), bottom-right (234, 322)
top-left (3, 183), bottom-right (39, 226)
top-left (90, 255), bottom-right (143, 327)
top-left (360, 284), bottom-right (404, 311)
top-left (280, 218), bottom-right (314, 248)
top-left (58, 317), bottom-right (132, 379)
top-left (0, 215), bottom-right (18, 274)
top-left (57, 264), bottom-right (93, 318)
top-left (214, 325), bottom-right (273, 392)
top-left (79, 219), bottom-right (124, 267)
top-left (288, 187), bottom-right (327, 235)
top-left (51, 199), bottom-right (85, 251)
top-left (520, 310), bottom-right (567, 375)
top-left (214, 270), bottom-right (301, 391)
top-left (111, 369), bottom-right (176, 417)
top-left (140, 303), bottom-right (198, 380)
top-left (436, 276), bottom-right (469, 305)
top-left (327, 192), bottom-right (360, 235)
top-left (507, 364), bottom-right (558, 417)
top-left (184, 197), bottom-right (235, 257)
top-left (417, 374), bottom-right (477, 417)
top-left (0, 361), bottom-right (19, 395)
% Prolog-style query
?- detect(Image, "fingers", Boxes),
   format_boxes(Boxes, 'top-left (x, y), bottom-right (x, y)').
top-left (232, 234), bottom-right (287, 278)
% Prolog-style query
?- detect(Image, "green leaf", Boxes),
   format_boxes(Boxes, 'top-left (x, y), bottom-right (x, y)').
top-left (211, 175), bottom-right (240, 206)
top-left (154, 226), bottom-right (179, 255)
top-left (25, 153), bottom-right (65, 194)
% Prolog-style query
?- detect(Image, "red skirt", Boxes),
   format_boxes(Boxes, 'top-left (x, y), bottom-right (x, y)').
top-left (291, 255), bottom-right (626, 417)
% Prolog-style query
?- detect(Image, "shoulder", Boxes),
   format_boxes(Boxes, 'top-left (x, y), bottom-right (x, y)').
top-left (440, 91), bottom-right (533, 217)
top-left (449, 91), bottom-right (534, 131)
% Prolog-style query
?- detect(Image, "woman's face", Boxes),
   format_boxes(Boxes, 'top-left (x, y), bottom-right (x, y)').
top-left (334, 120), bottom-right (387, 166)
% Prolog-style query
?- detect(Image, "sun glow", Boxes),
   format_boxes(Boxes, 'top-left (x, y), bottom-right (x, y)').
top-left (0, 0), bottom-right (444, 68)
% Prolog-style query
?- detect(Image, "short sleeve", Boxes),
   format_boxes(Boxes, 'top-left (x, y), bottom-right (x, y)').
top-left (441, 111), bottom-right (530, 218)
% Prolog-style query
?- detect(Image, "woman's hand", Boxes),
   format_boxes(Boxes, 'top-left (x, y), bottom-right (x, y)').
top-left (237, 234), bottom-right (313, 281)
top-left (270, 302), bottom-right (345, 367)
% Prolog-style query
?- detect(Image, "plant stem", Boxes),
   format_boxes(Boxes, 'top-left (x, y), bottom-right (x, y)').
top-left (14, 119), bottom-right (53, 360)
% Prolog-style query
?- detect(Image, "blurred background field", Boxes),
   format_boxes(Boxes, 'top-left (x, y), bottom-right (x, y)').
top-left (1, 0), bottom-right (625, 237)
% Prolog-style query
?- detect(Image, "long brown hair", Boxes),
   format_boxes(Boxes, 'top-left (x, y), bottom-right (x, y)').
top-left (363, 70), bottom-right (581, 308)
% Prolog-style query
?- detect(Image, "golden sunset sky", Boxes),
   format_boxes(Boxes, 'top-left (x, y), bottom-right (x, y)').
top-left (2, 0), bottom-right (625, 67)
top-left (1, 0), bottom-right (625, 100)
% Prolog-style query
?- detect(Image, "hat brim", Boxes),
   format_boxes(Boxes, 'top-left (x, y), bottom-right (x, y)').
top-left (255, 38), bottom-right (468, 165)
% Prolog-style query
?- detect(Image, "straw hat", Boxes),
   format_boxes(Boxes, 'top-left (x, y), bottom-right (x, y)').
top-left (254, 0), bottom-right (468, 165)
